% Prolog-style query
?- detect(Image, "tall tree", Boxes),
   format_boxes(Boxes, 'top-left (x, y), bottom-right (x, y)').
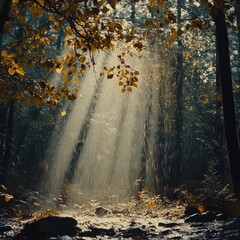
top-left (175, 0), bottom-right (184, 187)
top-left (203, 0), bottom-right (240, 196)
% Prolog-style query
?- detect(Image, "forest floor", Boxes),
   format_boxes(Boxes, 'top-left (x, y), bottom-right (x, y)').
top-left (1, 201), bottom-right (240, 239)
top-left (1, 188), bottom-right (240, 239)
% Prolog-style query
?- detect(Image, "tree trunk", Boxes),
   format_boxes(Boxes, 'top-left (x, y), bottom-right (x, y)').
top-left (0, 0), bottom-right (12, 183)
top-left (213, 9), bottom-right (240, 196)
top-left (214, 41), bottom-right (224, 173)
top-left (174, 0), bottom-right (183, 187)
top-left (234, 0), bottom-right (240, 120)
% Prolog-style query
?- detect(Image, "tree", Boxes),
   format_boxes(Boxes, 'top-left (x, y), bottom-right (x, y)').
top-left (202, 0), bottom-right (240, 196)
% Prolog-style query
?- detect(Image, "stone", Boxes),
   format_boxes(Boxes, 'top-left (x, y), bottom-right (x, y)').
top-left (121, 227), bottom-right (147, 238)
top-left (79, 227), bottom-right (115, 238)
top-left (158, 222), bottom-right (178, 228)
top-left (223, 218), bottom-right (240, 231)
top-left (15, 215), bottom-right (78, 238)
top-left (0, 225), bottom-right (12, 232)
top-left (185, 211), bottom-right (215, 223)
top-left (95, 207), bottom-right (111, 217)
top-left (58, 236), bottom-right (72, 240)
top-left (216, 213), bottom-right (227, 221)
top-left (201, 211), bottom-right (216, 222)
top-left (184, 205), bottom-right (200, 216)
top-left (185, 213), bottom-right (203, 223)
top-left (161, 229), bottom-right (172, 235)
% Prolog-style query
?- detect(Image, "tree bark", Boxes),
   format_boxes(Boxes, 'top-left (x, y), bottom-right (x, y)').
top-left (175, 0), bottom-right (183, 187)
top-left (234, 0), bottom-right (240, 119)
top-left (214, 41), bottom-right (224, 173)
top-left (213, 9), bottom-right (240, 196)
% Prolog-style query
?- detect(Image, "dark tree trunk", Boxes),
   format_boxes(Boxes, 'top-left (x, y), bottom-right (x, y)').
top-left (213, 9), bottom-right (240, 196)
top-left (234, 0), bottom-right (240, 119)
top-left (214, 42), bottom-right (224, 173)
top-left (0, 0), bottom-right (12, 183)
top-left (0, 99), bottom-right (14, 184)
top-left (174, 0), bottom-right (183, 187)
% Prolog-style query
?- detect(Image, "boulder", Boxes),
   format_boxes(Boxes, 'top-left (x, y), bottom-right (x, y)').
top-left (185, 211), bottom-right (215, 223)
top-left (79, 227), bottom-right (115, 238)
top-left (15, 215), bottom-right (78, 239)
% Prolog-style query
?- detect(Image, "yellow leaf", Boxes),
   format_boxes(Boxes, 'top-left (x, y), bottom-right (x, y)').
top-left (196, 204), bottom-right (206, 213)
top-left (127, 86), bottom-right (132, 92)
top-left (12, 0), bottom-right (19, 3)
top-left (8, 68), bottom-right (16, 75)
top-left (54, 21), bottom-right (60, 32)
top-left (148, 202), bottom-right (155, 209)
top-left (1, 193), bottom-right (13, 202)
top-left (121, 88), bottom-right (126, 93)
top-left (16, 67), bottom-right (25, 76)
top-left (48, 14), bottom-right (55, 21)
top-left (203, 97), bottom-right (209, 105)
top-left (1, 50), bottom-right (8, 57)
top-left (132, 82), bottom-right (138, 88)
top-left (79, 56), bottom-right (86, 63)
top-left (38, 0), bottom-right (45, 5)
top-left (61, 110), bottom-right (67, 116)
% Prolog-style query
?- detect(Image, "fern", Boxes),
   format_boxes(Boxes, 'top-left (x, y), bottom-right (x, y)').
top-left (200, 159), bottom-right (222, 199)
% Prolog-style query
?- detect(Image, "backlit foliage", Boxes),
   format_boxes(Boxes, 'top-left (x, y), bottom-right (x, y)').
top-left (0, 0), bottom-right (143, 107)
top-left (0, 0), bottom-right (236, 107)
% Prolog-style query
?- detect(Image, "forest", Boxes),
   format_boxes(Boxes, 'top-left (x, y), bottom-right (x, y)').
top-left (1, 0), bottom-right (240, 239)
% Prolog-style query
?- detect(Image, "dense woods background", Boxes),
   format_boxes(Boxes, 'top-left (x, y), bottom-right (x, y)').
top-left (0, 0), bottom-right (240, 202)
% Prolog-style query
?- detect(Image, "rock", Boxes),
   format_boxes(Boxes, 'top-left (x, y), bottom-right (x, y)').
top-left (121, 227), bottom-right (147, 238)
top-left (58, 236), bottom-right (72, 240)
top-left (79, 227), bottom-right (115, 238)
top-left (0, 225), bottom-right (12, 232)
top-left (185, 211), bottom-right (215, 223)
top-left (184, 205), bottom-right (200, 216)
top-left (223, 218), bottom-right (240, 231)
top-left (201, 211), bottom-right (216, 222)
top-left (161, 229), bottom-right (172, 235)
top-left (15, 215), bottom-right (78, 238)
top-left (185, 213), bottom-right (203, 223)
top-left (95, 207), bottom-right (111, 217)
top-left (158, 222), bottom-right (178, 228)
top-left (216, 213), bottom-right (227, 221)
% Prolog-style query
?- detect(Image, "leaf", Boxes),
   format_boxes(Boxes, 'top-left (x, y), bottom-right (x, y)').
top-left (196, 204), bottom-right (206, 213)
top-left (121, 88), bottom-right (126, 93)
top-left (0, 185), bottom-right (7, 191)
top-left (1, 50), bottom-right (8, 57)
top-left (16, 67), bottom-right (25, 76)
top-left (48, 14), bottom-right (55, 21)
top-left (101, 6), bottom-right (109, 13)
top-left (132, 82), bottom-right (138, 88)
top-left (61, 110), bottom-right (67, 117)
top-left (8, 68), bottom-right (16, 75)
top-left (107, 74), bottom-right (114, 79)
top-left (12, 0), bottom-right (19, 3)
top-left (1, 193), bottom-right (13, 202)
top-left (79, 56), bottom-right (86, 63)
top-left (148, 202), bottom-right (155, 209)
top-left (108, 0), bottom-right (117, 8)
top-left (38, 0), bottom-right (45, 5)
top-left (127, 87), bottom-right (132, 92)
